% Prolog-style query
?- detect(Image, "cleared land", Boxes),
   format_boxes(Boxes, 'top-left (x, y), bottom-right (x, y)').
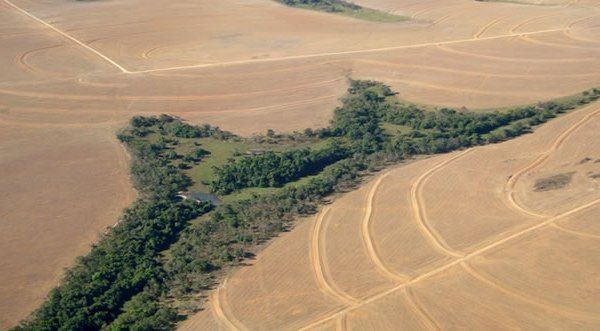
top-left (182, 102), bottom-right (600, 330)
top-left (1, 0), bottom-right (600, 328)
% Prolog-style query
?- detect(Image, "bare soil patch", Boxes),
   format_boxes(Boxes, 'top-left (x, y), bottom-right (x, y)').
top-left (534, 172), bottom-right (576, 191)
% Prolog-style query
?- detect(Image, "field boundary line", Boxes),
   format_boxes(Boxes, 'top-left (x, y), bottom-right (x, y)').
top-left (461, 261), bottom-right (599, 319)
top-left (504, 106), bottom-right (600, 218)
top-left (3, 2), bottom-right (573, 75)
top-left (311, 207), bottom-right (360, 305)
top-left (356, 58), bottom-right (600, 78)
top-left (299, 198), bottom-right (600, 330)
top-left (403, 287), bottom-right (440, 330)
top-left (3, 0), bottom-right (130, 73)
top-left (550, 222), bottom-right (600, 239)
top-left (135, 28), bottom-right (567, 74)
top-left (360, 172), bottom-right (410, 283)
top-left (410, 150), bottom-right (472, 258)
top-left (475, 18), bottom-right (503, 39)
top-left (509, 14), bottom-right (559, 34)
top-left (210, 278), bottom-right (249, 331)
top-left (335, 314), bottom-right (347, 331)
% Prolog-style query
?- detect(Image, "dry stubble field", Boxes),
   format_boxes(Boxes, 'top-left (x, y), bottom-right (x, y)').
top-left (0, 0), bottom-right (599, 328)
top-left (182, 98), bottom-right (600, 331)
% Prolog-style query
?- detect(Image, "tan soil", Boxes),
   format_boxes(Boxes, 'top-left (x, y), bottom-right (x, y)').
top-left (1, 0), bottom-right (599, 327)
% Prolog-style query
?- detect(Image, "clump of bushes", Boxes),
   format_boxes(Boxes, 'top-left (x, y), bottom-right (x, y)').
top-left (20, 80), bottom-right (600, 330)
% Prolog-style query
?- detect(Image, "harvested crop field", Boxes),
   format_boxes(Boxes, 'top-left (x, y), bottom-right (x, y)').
top-left (181, 102), bottom-right (600, 330)
top-left (1, 0), bottom-right (599, 328)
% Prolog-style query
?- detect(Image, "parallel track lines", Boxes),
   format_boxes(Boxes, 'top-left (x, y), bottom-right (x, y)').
top-left (436, 43), bottom-right (598, 63)
top-left (7, 0), bottom-right (599, 328)
top-left (134, 28), bottom-right (568, 74)
top-left (299, 199), bottom-right (600, 330)
top-left (335, 314), bottom-right (347, 331)
top-left (2, 0), bottom-right (129, 73)
top-left (475, 18), bottom-right (503, 39)
top-left (4, 0), bottom-right (599, 76)
top-left (6, 0), bottom-right (591, 76)
top-left (410, 150), bottom-right (472, 258)
top-left (304, 107), bottom-right (600, 327)
top-left (403, 287), bottom-right (440, 331)
top-left (15, 44), bottom-right (64, 75)
top-left (210, 278), bottom-right (248, 331)
top-left (357, 58), bottom-right (600, 79)
top-left (311, 207), bottom-right (360, 305)
top-left (519, 34), bottom-right (600, 50)
top-left (510, 14), bottom-right (558, 34)
top-left (360, 172), bottom-right (410, 283)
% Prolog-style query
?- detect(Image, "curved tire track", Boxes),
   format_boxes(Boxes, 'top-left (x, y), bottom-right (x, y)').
top-left (550, 222), bottom-right (600, 239)
top-left (563, 13), bottom-right (600, 43)
top-left (0, 77), bottom-right (342, 101)
top-left (311, 207), bottom-right (360, 305)
top-left (360, 172), bottom-right (410, 283)
top-left (410, 150), bottom-right (473, 258)
top-left (436, 44), bottom-right (598, 63)
top-left (383, 77), bottom-right (546, 98)
top-left (15, 44), bottom-right (64, 75)
top-left (300, 199), bottom-right (600, 330)
top-left (359, 58), bottom-right (599, 79)
top-left (3, 0), bottom-right (130, 73)
top-left (461, 262), bottom-right (600, 320)
top-left (135, 28), bottom-right (566, 74)
top-left (76, 77), bottom-right (128, 88)
top-left (504, 106), bottom-right (600, 218)
top-left (431, 14), bottom-right (452, 26)
top-left (211, 278), bottom-right (248, 331)
top-left (475, 18), bottom-right (503, 39)
top-left (567, 13), bottom-right (600, 29)
top-left (142, 45), bottom-right (161, 59)
top-left (403, 287), bottom-right (440, 330)
top-left (335, 314), bottom-right (347, 331)
top-left (519, 34), bottom-right (600, 50)
top-left (563, 28), bottom-right (600, 45)
top-left (510, 14), bottom-right (558, 34)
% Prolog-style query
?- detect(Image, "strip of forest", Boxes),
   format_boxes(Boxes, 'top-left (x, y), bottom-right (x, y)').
top-left (275, 0), bottom-right (407, 22)
top-left (15, 81), bottom-right (600, 330)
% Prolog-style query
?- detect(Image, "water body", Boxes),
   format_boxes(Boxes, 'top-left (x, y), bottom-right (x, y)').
top-left (187, 191), bottom-right (221, 205)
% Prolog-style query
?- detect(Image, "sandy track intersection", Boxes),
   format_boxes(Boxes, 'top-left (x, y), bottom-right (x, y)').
top-left (1, 0), bottom-right (600, 328)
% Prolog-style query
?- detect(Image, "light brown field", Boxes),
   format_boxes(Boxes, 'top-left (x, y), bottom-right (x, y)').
top-left (1, 0), bottom-right (599, 328)
top-left (182, 103), bottom-right (600, 330)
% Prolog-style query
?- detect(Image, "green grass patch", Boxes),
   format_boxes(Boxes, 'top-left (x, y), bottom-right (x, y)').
top-left (180, 138), bottom-right (249, 192)
top-left (21, 81), bottom-right (599, 331)
top-left (276, 0), bottom-right (407, 22)
top-left (381, 122), bottom-right (412, 135)
top-left (474, 0), bottom-right (555, 6)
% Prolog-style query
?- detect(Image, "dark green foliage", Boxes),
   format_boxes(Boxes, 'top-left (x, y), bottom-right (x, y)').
top-left (21, 80), bottom-right (600, 330)
top-left (107, 287), bottom-right (178, 331)
top-left (275, 0), bottom-right (406, 23)
top-left (130, 116), bottom-right (159, 128)
top-left (16, 118), bottom-right (215, 330)
top-left (278, 0), bottom-right (360, 12)
top-left (191, 147), bottom-right (210, 159)
top-left (162, 121), bottom-right (233, 140)
top-left (17, 198), bottom-right (211, 331)
top-left (129, 140), bottom-right (191, 200)
top-left (209, 143), bottom-right (350, 194)
top-left (167, 156), bottom-right (366, 296)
